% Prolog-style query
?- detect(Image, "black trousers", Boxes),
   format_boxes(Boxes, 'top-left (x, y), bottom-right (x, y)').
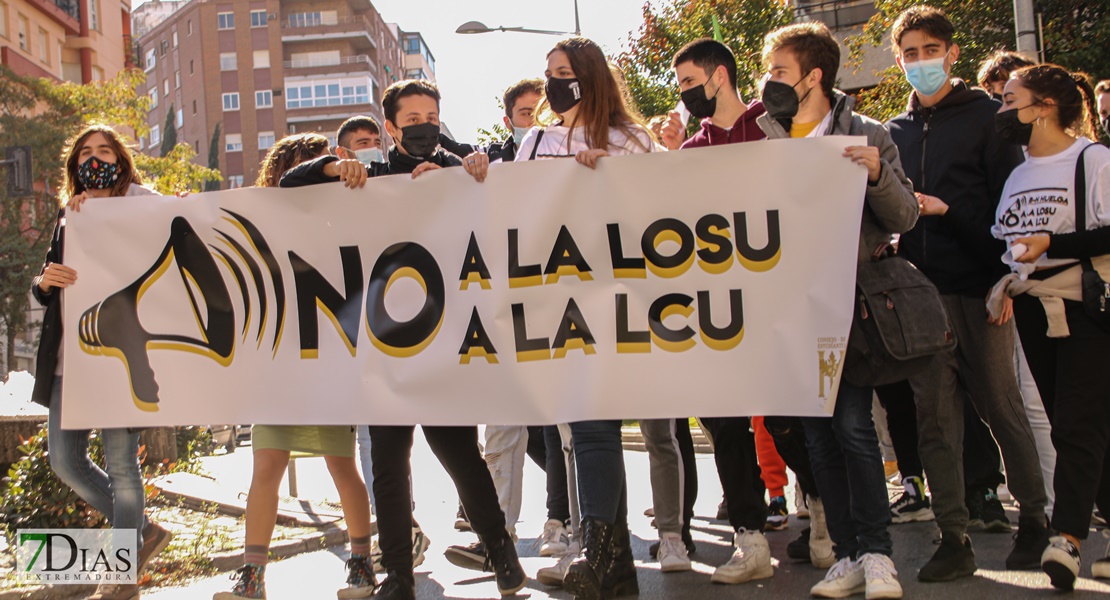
top-left (540, 425), bottom-right (571, 523)
top-left (369, 425), bottom-right (506, 578)
top-left (762, 416), bottom-right (820, 500)
top-left (675, 419), bottom-right (698, 533)
top-left (700, 417), bottom-right (767, 531)
top-left (1014, 294), bottom-right (1110, 539)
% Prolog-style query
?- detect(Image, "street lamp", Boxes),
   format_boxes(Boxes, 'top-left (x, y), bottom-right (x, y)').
top-left (455, 0), bottom-right (581, 36)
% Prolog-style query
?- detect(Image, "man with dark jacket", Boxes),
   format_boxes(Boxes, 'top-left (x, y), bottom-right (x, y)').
top-left (438, 78), bottom-right (543, 164)
top-left (280, 79), bottom-right (521, 600)
top-left (884, 5), bottom-right (1049, 583)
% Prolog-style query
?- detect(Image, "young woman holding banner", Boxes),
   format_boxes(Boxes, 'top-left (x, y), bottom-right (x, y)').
top-left (515, 37), bottom-right (662, 598)
top-left (214, 134), bottom-right (378, 600)
top-left (30, 124), bottom-right (172, 600)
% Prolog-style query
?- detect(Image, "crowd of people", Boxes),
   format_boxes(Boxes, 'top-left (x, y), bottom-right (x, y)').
top-left (29, 4), bottom-right (1110, 600)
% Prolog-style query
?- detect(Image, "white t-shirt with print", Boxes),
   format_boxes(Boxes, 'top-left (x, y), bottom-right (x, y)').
top-left (991, 138), bottom-right (1110, 278)
top-left (514, 124), bottom-right (660, 161)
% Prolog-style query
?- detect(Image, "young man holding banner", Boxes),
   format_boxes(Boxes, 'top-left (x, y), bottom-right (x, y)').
top-left (664, 37), bottom-right (834, 584)
top-left (280, 80), bottom-right (524, 600)
top-left (756, 21), bottom-right (918, 599)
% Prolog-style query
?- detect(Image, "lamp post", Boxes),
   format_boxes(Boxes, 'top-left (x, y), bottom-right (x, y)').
top-left (456, 0), bottom-right (581, 36)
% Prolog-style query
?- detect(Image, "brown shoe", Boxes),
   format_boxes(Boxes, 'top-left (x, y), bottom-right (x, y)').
top-left (86, 582), bottom-right (140, 599)
top-left (138, 522), bottom-right (173, 572)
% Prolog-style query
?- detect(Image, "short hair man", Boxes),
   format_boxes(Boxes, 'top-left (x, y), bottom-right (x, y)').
top-left (757, 20), bottom-right (918, 599)
top-left (885, 5), bottom-right (1049, 583)
top-left (663, 38), bottom-right (765, 149)
top-left (976, 50), bottom-right (1037, 98)
top-left (335, 115), bottom-right (384, 163)
top-left (1096, 80), bottom-right (1110, 136)
top-left (440, 78), bottom-right (544, 163)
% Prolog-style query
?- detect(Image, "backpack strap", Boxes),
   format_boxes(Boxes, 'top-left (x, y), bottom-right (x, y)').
top-left (1075, 143), bottom-right (1095, 233)
top-left (528, 129), bottom-right (545, 161)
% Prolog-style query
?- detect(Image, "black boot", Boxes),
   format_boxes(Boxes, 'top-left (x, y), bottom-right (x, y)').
top-left (1006, 515), bottom-right (1050, 570)
top-left (602, 521), bottom-right (639, 598)
top-left (564, 519), bottom-right (616, 600)
top-left (482, 531), bottom-right (527, 596)
top-left (918, 533), bottom-right (976, 582)
top-left (371, 571), bottom-right (415, 599)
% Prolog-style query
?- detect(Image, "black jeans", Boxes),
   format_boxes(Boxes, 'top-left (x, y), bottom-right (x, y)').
top-left (762, 416), bottom-right (819, 500)
top-left (1014, 294), bottom-right (1110, 539)
top-left (700, 417), bottom-right (766, 531)
top-left (369, 425), bottom-right (506, 578)
top-left (675, 419), bottom-right (697, 533)
top-left (876, 380), bottom-right (923, 480)
top-left (542, 425), bottom-right (571, 523)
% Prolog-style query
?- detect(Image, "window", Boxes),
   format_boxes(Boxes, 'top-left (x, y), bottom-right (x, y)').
top-left (92, 66), bottom-right (103, 81)
top-left (150, 124), bottom-right (161, 146)
top-left (285, 77), bottom-right (372, 109)
top-left (192, 99), bottom-right (197, 115)
top-left (172, 32), bottom-right (178, 47)
top-left (217, 12), bottom-right (234, 30)
top-left (160, 40), bottom-right (167, 56)
top-left (403, 37), bottom-right (419, 55)
top-left (286, 11), bottom-right (337, 27)
top-left (148, 87), bottom-right (158, 108)
top-left (189, 59), bottom-right (194, 75)
top-left (37, 28), bottom-right (47, 63)
top-left (250, 10), bottom-right (266, 27)
top-left (228, 175), bottom-right (244, 188)
top-left (18, 13), bottom-right (27, 50)
top-left (288, 50), bottom-right (339, 68)
top-left (187, 19), bottom-right (192, 35)
top-left (163, 78), bottom-right (169, 96)
top-left (253, 50), bottom-right (269, 69)
top-left (175, 70), bottom-right (180, 89)
top-left (255, 90), bottom-right (273, 108)
top-left (89, 0), bottom-right (99, 32)
top-left (225, 134), bottom-right (242, 152)
top-left (175, 109), bottom-right (183, 129)
top-left (258, 132), bottom-right (275, 150)
top-left (145, 48), bottom-right (156, 71)
top-left (222, 93), bottom-right (239, 111)
top-left (138, 136), bottom-right (145, 150)
top-left (220, 52), bottom-right (237, 71)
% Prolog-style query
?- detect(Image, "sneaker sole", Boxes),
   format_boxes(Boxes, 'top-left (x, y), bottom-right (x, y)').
top-left (660, 560), bottom-right (693, 573)
top-left (337, 587), bottom-right (375, 599)
top-left (916, 562), bottom-right (976, 583)
top-left (710, 564), bottom-right (773, 584)
top-left (444, 550), bottom-right (487, 571)
top-left (498, 576), bottom-right (528, 596)
top-left (811, 583), bottom-right (866, 598)
top-left (1043, 560), bottom-right (1077, 591)
top-left (1092, 560), bottom-right (1110, 580)
top-left (865, 586), bottom-right (903, 600)
top-left (890, 508), bottom-right (935, 524)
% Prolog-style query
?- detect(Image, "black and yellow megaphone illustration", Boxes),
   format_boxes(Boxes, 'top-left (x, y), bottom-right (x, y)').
top-left (78, 217), bottom-right (235, 411)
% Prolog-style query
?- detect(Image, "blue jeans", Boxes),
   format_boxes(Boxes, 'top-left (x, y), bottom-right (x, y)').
top-left (569, 420), bottom-right (627, 524)
top-left (801, 380), bottom-right (893, 559)
top-left (47, 378), bottom-right (147, 550)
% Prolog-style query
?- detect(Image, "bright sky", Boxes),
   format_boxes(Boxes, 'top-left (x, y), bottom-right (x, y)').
top-left (134, 0), bottom-right (661, 144)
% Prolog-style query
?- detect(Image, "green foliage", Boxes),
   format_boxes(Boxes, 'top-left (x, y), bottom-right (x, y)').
top-left (848, 0), bottom-right (1110, 124)
top-left (160, 104), bottom-right (178, 157)
top-left (135, 143), bottom-right (221, 195)
top-left (618, 0), bottom-right (794, 126)
top-left (174, 426), bottom-right (213, 474)
top-left (205, 123), bottom-right (222, 192)
top-left (1, 426), bottom-right (107, 532)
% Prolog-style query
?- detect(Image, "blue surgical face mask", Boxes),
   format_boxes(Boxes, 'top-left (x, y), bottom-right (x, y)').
top-left (512, 126), bottom-right (530, 146)
top-left (904, 49), bottom-right (951, 97)
top-left (353, 147), bottom-right (385, 164)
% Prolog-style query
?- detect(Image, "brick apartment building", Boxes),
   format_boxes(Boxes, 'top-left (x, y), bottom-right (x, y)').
top-left (135, 0), bottom-right (433, 189)
top-left (0, 0), bottom-right (135, 83)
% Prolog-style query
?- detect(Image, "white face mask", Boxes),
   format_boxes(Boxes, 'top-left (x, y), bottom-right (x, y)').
top-left (353, 147), bottom-right (385, 164)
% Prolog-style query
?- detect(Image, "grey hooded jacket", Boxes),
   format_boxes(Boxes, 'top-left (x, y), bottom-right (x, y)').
top-left (756, 91), bottom-right (919, 263)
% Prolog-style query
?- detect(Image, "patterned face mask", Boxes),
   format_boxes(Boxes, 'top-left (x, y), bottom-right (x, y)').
top-left (77, 155), bottom-right (121, 190)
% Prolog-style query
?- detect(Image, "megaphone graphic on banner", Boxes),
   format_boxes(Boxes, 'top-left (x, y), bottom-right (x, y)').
top-left (78, 217), bottom-right (235, 411)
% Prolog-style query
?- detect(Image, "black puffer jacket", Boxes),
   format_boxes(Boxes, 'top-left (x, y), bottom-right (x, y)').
top-left (886, 80), bottom-right (1025, 297)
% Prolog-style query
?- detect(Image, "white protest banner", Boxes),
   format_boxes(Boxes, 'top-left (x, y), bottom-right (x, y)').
top-left (61, 136), bottom-right (865, 428)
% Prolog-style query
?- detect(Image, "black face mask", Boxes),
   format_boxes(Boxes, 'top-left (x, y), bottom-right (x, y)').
top-left (680, 77), bottom-right (720, 120)
top-left (994, 107), bottom-right (1035, 146)
top-left (546, 77), bottom-right (582, 115)
top-left (398, 122), bottom-right (440, 159)
top-left (761, 75), bottom-right (814, 123)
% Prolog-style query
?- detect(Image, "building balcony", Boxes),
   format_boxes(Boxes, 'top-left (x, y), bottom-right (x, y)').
top-left (282, 54), bottom-right (376, 77)
top-left (26, 0), bottom-right (80, 35)
top-left (281, 15), bottom-right (377, 50)
top-left (794, 0), bottom-right (877, 30)
top-left (284, 100), bottom-right (376, 124)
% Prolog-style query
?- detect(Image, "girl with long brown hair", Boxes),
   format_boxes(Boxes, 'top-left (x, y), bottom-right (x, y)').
top-left (31, 124), bottom-right (169, 600)
top-left (990, 63), bottom-right (1110, 590)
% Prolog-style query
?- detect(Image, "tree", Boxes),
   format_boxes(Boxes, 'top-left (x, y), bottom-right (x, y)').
top-left (618, 0), bottom-right (794, 128)
top-left (847, 0), bottom-right (1110, 124)
top-left (205, 123), bottom-right (222, 192)
top-left (0, 66), bottom-right (219, 376)
top-left (160, 103), bottom-right (177, 157)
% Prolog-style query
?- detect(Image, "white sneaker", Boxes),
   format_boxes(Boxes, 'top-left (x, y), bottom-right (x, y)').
top-left (657, 532), bottom-right (692, 572)
top-left (796, 481), bottom-right (810, 519)
top-left (711, 529), bottom-right (772, 584)
top-left (861, 553), bottom-right (901, 599)
top-left (537, 541), bottom-right (580, 587)
top-left (810, 556), bottom-right (864, 598)
top-left (539, 518), bottom-right (569, 557)
top-left (1042, 535), bottom-right (1081, 591)
top-left (808, 496), bottom-right (836, 569)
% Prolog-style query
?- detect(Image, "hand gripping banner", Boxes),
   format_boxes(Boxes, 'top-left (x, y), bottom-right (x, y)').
top-left (62, 137), bottom-right (866, 428)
